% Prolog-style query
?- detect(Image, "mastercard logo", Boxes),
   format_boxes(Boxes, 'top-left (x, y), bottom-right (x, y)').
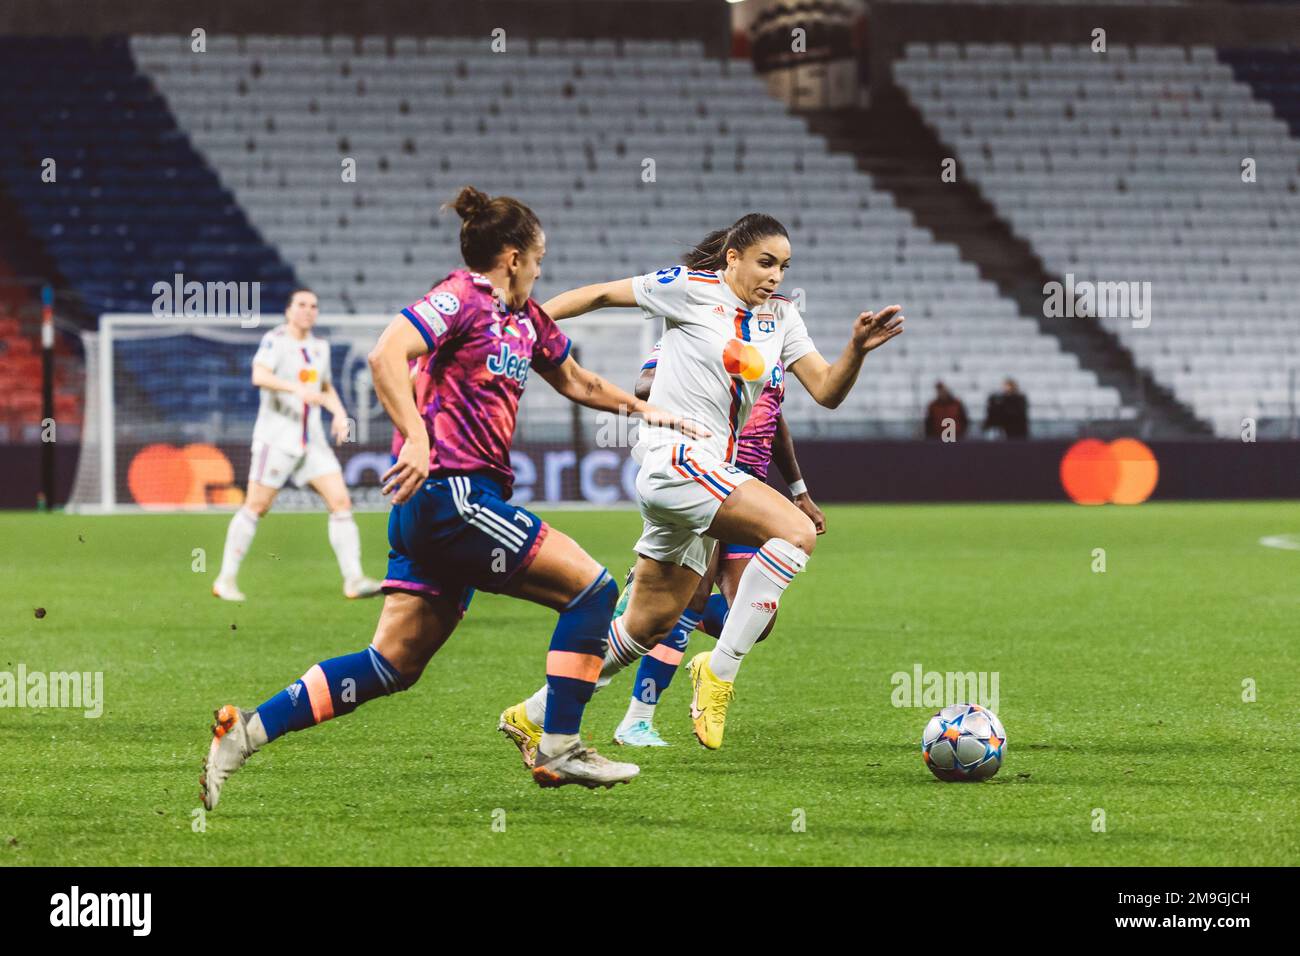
top-left (723, 339), bottom-right (765, 382)
top-left (1059, 438), bottom-right (1159, 505)
top-left (127, 443), bottom-right (243, 509)
top-left (298, 368), bottom-right (319, 383)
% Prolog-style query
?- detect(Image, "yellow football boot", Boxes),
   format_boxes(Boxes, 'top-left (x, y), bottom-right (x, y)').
top-left (498, 701), bottom-right (543, 769)
top-left (687, 652), bottom-right (735, 750)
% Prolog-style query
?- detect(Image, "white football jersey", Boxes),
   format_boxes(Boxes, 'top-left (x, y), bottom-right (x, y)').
top-left (251, 325), bottom-right (332, 451)
top-left (631, 265), bottom-right (817, 464)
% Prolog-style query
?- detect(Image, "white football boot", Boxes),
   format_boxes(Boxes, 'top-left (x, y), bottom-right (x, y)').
top-left (212, 577), bottom-right (246, 602)
top-left (200, 705), bottom-right (263, 810)
top-left (344, 576), bottom-right (383, 599)
top-left (531, 741), bottom-right (639, 789)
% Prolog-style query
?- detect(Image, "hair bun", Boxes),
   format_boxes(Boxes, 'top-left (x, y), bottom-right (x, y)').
top-left (450, 185), bottom-right (491, 223)
top-left (441, 188), bottom-right (542, 273)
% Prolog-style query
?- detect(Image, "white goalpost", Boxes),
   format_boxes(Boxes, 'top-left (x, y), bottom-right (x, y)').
top-left (68, 311), bottom-right (656, 513)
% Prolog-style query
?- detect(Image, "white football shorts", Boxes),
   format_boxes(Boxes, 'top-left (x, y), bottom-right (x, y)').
top-left (248, 439), bottom-right (341, 490)
top-left (633, 442), bottom-right (753, 576)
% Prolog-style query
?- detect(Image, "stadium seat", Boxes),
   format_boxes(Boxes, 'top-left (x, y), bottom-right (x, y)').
top-left (896, 41), bottom-right (1300, 436)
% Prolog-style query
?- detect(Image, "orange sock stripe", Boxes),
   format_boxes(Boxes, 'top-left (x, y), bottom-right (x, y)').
top-left (648, 642), bottom-right (685, 666)
top-left (546, 650), bottom-right (602, 683)
top-left (302, 664), bottom-right (334, 723)
top-left (758, 546), bottom-right (797, 576)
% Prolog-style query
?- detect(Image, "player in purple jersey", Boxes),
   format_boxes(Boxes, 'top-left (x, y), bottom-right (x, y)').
top-left (609, 340), bottom-right (826, 745)
top-left (200, 187), bottom-right (706, 807)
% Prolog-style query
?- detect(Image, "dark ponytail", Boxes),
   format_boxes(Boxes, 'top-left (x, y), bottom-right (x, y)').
top-left (683, 213), bottom-right (788, 270)
top-left (444, 185), bottom-right (542, 272)
top-left (682, 229), bottom-right (729, 270)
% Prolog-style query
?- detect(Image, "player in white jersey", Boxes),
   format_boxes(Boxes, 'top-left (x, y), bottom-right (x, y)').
top-left (500, 213), bottom-right (903, 757)
top-left (212, 289), bottom-right (382, 601)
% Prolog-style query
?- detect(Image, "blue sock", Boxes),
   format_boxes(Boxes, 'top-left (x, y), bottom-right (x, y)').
top-left (632, 609), bottom-right (699, 706)
top-left (544, 569), bottom-right (617, 735)
top-left (256, 645), bottom-right (408, 743)
top-left (701, 593), bottom-right (730, 638)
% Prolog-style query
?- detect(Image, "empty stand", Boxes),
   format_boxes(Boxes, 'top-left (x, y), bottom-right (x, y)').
top-left (0, 36), bottom-right (299, 317)
top-left (132, 33), bottom-right (1122, 435)
top-left (897, 41), bottom-right (1300, 437)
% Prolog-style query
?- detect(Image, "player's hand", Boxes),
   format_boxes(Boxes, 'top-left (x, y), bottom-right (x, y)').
top-left (382, 437), bottom-right (430, 504)
top-left (330, 416), bottom-right (350, 446)
top-left (296, 385), bottom-right (324, 406)
top-left (636, 404), bottom-right (712, 441)
top-left (794, 492), bottom-right (826, 534)
top-left (851, 305), bottom-right (904, 354)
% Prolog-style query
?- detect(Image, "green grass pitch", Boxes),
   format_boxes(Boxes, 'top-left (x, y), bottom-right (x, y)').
top-left (2, 502), bottom-right (1297, 866)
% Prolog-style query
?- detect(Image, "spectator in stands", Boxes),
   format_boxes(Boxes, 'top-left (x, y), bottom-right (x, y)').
top-left (983, 378), bottom-right (1029, 439)
top-left (924, 380), bottom-right (968, 440)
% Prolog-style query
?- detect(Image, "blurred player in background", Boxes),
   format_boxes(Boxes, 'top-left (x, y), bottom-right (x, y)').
top-left (501, 212), bottom-right (902, 756)
top-left (201, 187), bottom-right (706, 808)
top-left (212, 288), bottom-right (382, 602)
top-left (610, 338), bottom-right (826, 747)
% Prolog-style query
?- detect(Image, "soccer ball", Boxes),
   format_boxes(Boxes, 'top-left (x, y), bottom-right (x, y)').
top-left (921, 703), bottom-right (1006, 781)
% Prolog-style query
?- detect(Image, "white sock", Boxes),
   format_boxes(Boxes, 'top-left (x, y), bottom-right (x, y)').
top-left (218, 507), bottom-right (259, 582)
top-left (711, 538), bottom-right (808, 682)
top-left (539, 732), bottom-right (579, 756)
top-left (524, 684), bottom-right (549, 727)
top-left (622, 698), bottom-right (656, 725)
top-left (245, 710), bottom-right (269, 749)
top-left (598, 618), bottom-right (652, 689)
top-left (525, 619), bottom-right (651, 728)
top-left (328, 510), bottom-right (363, 582)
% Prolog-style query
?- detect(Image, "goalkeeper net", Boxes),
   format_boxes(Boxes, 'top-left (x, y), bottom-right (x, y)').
top-left (67, 312), bottom-right (655, 512)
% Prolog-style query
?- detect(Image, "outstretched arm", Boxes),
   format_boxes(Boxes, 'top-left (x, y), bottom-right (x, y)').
top-left (789, 305), bottom-right (904, 409)
top-left (538, 355), bottom-right (708, 440)
top-left (541, 279), bottom-right (637, 320)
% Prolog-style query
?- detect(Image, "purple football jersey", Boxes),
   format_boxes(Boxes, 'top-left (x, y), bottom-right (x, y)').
top-left (400, 269), bottom-right (571, 496)
top-left (734, 368), bottom-right (784, 481)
